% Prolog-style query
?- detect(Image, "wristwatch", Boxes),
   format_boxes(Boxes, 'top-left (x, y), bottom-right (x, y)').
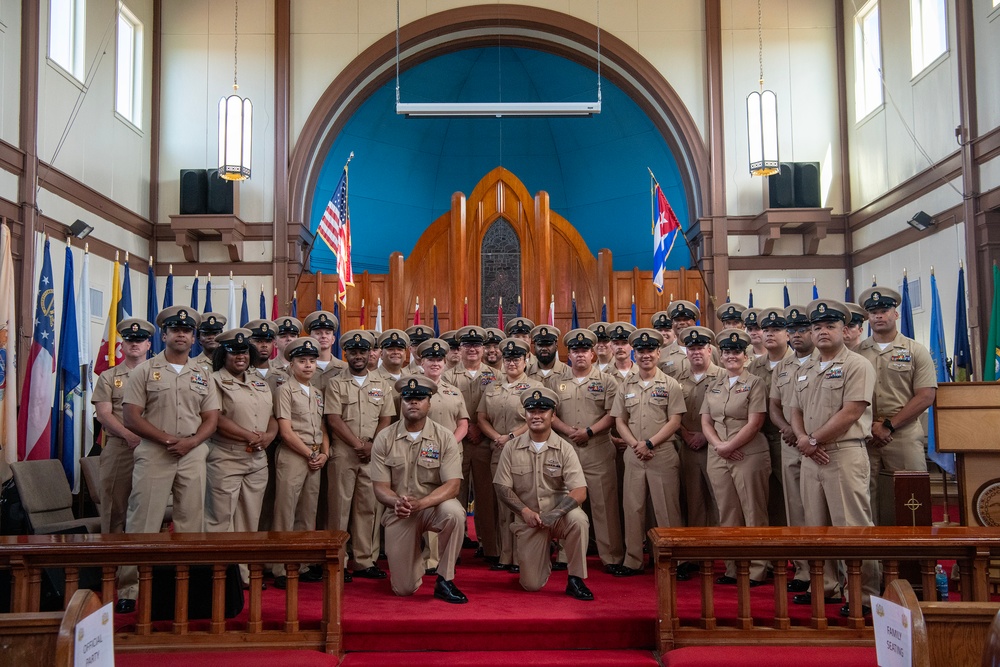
top-left (585, 427), bottom-right (594, 438)
top-left (882, 418), bottom-right (896, 434)
top-left (645, 439), bottom-right (654, 450)
top-left (808, 436), bottom-right (819, 448)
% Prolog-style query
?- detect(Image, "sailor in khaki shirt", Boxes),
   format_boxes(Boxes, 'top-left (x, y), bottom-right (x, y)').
top-left (373, 329), bottom-right (411, 417)
top-left (93, 318), bottom-right (152, 537)
top-left (118, 306), bottom-right (220, 612)
top-left (246, 318), bottom-right (285, 533)
top-left (701, 330), bottom-right (770, 584)
top-left (790, 298), bottom-right (879, 615)
top-left (404, 325), bottom-right (434, 375)
top-left (653, 311), bottom-right (688, 380)
top-left (493, 387), bottom-right (593, 601)
top-left (611, 328), bottom-right (686, 575)
top-left (550, 329), bottom-right (624, 573)
top-left (674, 326), bottom-right (723, 534)
top-left (304, 310), bottom-right (347, 387)
top-left (325, 330), bottom-right (395, 578)
top-left (856, 287), bottom-right (937, 523)
top-left (193, 312), bottom-right (226, 376)
top-left (442, 326), bottom-right (499, 558)
top-left (527, 325), bottom-right (566, 382)
top-left (747, 308), bottom-right (795, 528)
top-left (271, 338), bottom-right (329, 587)
top-left (767, 305), bottom-right (816, 593)
top-left (372, 376), bottom-right (467, 603)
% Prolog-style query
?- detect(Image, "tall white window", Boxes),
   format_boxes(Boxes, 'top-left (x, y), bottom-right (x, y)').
top-left (910, 0), bottom-right (947, 76)
top-left (116, 5), bottom-right (143, 127)
top-left (49, 0), bottom-right (86, 81)
top-left (854, 0), bottom-right (883, 121)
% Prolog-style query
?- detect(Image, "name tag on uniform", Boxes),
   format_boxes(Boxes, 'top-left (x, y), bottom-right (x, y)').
top-left (664, 360), bottom-right (674, 366)
top-left (625, 393), bottom-right (635, 399)
top-left (798, 375), bottom-right (808, 381)
top-left (825, 368), bottom-right (843, 379)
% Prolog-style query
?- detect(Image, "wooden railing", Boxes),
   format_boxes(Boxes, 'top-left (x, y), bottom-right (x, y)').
top-left (0, 530), bottom-right (348, 655)
top-left (648, 526), bottom-right (1000, 653)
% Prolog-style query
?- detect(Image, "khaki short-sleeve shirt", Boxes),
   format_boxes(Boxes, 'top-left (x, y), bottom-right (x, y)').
top-left (676, 363), bottom-right (724, 433)
top-left (123, 353), bottom-right (220, 437)
top-left (610, 368), bottom-right (686, 443)
top-left (790, 347), bottom-right (875, 442)
top-left (658, 341), bottom-right (690, 379)
top-left (428, 379), bottom-right (470, 434)
top-left (443, 363), bottom-right (498, 418)
top-left (211, 368), bottom-right (273, 446)
top-left (274, 381), bottom-right (325, 448)
top-left (493, 433), bottom-right (587, 513)
top-left (748, 348), bottom-right (793, 435)
top-left (476, 373), bottom-right (542, 436)
top-left (324, 373), bottom-right (396, 442)
top-left (700, 370), bottom-right (769, 454)
top-left (770, 351), bottom-right (817, 422)
top-left (529, 359), bottom-right (568, 387)
top-left (856, 332), bottom-right (937, 420)
top-left (370, 419), bottom-right (463, 499)
top-left (552, 366), bottom-right (619, 447)
top-left (93, 363), bottom-right (136, 448)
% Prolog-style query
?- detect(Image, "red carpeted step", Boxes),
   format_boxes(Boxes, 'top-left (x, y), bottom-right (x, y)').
top-left (115, 650), bottom-right (339, 667)
top-left (662, 645), bottom-right (877, 667)
top-left (340, 649), bottom-right (660, 667)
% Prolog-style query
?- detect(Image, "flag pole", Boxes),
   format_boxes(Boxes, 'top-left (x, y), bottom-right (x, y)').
top-left (647, 166), bottom-right (715, 311)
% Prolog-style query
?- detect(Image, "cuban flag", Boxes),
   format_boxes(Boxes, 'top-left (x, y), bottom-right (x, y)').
top-left (17, 238), bottom-right (56, 461)
top-left (652, 185), bottom-right (680, 293)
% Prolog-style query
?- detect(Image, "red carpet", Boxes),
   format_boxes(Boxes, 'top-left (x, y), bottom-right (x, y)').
top-left (340, 649), bottom-right (660, 666)
top-left (115, 650), bottom-right (339, 666)
top-left (662, 646), bottom-right (877, 666)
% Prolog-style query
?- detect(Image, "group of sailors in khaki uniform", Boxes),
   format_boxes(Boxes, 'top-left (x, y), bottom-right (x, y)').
top-left (92, 283), bottom-right (936, 615)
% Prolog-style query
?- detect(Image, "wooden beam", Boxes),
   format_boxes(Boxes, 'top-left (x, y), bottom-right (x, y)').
top-left (850, 203), bottom-right (964, 267)
top-left (274, 0), bottom-right (291, 307)
top-left (17, 0), bottom-right (40, 387)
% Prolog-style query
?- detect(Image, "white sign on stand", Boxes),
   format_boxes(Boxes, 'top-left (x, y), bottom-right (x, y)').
top-left (74, 601), bottom-right (115, 667)
top-left (872, 595), bottom-right (912, 667)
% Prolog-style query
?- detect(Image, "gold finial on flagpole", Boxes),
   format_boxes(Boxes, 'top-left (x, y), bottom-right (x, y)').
top-left (362, 298), bottom-right (365, 308)
top-left (499, 296), bottom-right (503, 306)
top-left (115, 250), bottom-right (120, 262)
top-left (67, 236), bottom-right (71, 247)
top-left (124, 251), bottom-right (129, 263)
top-left (930, 266), bottom-right (935, 276)
top-left (84, 243), bottom-right (89, 254)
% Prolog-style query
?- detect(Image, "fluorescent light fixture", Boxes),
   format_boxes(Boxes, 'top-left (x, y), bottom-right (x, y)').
top-left (396, 101), bottom-right (601, 117)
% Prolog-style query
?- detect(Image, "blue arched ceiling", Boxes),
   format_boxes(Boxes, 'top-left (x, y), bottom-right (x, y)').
top-left (309, 47), bottom-right (690, 275)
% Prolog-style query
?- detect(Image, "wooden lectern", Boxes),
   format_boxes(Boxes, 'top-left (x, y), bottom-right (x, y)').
top-left (933, 382), bottom-right (1000, 527)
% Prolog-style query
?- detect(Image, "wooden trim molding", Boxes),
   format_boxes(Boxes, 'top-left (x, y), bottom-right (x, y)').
top-left (0, 139), bottom-right (22, 176)
top-left (728, 255), bottom-right (847, 272)
top-left (850, 202), bottom-right (963, 267)
top-left (287, 4), bottom-right (710, 239)
top-left (37, 162), bottom-right (153, 238)
top-left (273, 0), bottom-right (291, 307)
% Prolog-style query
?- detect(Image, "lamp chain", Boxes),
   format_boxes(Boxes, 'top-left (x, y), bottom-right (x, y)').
top-left (233, 0), bottom-right (239, 91)
top-left (757, 0), bottom-right (764, 90)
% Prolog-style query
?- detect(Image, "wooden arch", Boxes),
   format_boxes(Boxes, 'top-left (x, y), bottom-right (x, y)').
top-left (384, 167), bottom-right (612, 332)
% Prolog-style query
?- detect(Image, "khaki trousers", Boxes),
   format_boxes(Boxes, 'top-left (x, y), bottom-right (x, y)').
top-left (766, 433), bottom-right (787, 527)
top-left (677, 440), bottom-right (717, 527)
top-left (573, 438), bottom-right (624, 566)
top-left (384, 499), bottom-right (465, 596)
top-left (867, 422), bottom-right (927, 524)
top-left (781, 440), bottom-right (810, 582)
top-left (491, 447), bottom-right (518, 565)
top-left (205, 442), bottom-right (268, 533)
top-left (464, 440), bottom-right (498, 557)
top-left (99, 440), bottom-right (134, 534)
top-left (800, 442), bottom-right (880, 604)
top-left (622, 443), bottom-right (683, 571)
top-left (271, 444), bottom-right (321, 577)
top-left (707, 446), bottom-right (771, 580)
top-left (328, 441), bottom-right (379, 569)
top-left (512, 507), bottom-right (589, 591)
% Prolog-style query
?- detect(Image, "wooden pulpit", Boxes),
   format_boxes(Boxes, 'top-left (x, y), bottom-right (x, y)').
top-left (933, 382), bottom-right (1000, 527)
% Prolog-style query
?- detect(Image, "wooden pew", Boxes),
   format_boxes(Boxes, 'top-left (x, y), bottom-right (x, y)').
top-left (0, 589), bottom-right (102, 667)
top-left (0, 530), bottom-right (348, 656)
top-left (884, 578), bottom-right (1000, 667)
top-left (648, 526), bottom-right (1000, 654)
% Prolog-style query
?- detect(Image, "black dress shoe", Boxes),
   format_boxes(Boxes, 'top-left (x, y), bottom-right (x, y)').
top-left (463, 536), bottom-right (478, 549)
top-left (676, 562), bottom-right (700, 579)
top-left (612, 566), bottom-right (643, 577)
top-left (840, 602), bottom-right (871, 618)
top-left (474, 547), bottom-right (485, 558)
top-left (114, 599), bottom-right (136, 614)
top-left (787, 579), bottom-right (810, 593)
top-left (273, 576), bottom-right (287, 590)
top-left (425, 567), bottom-right (438, 576)
top-left (566, 575), bottom-right (594, 601)
top-left (343, 570), bottom-right (353, 583)
top-left (604, 564), bottom-right (626, 576)
top-left (552, 562), bottom-right (568, 571)
top-left (508, 564), bottom-right (520, 573)
top-left (353, 566), bottom-right (387, 579)
top-left (300, 567), bottom-right (324, 582)
top-left (748, 579), bottom-right (766, 588)
top-left (433, 577), bottom-right (468, 604)
top-left (793, 592), bottom-right (841, 605)
top-left (715, 575), bottom-right (738, 585)
top-left (490, 562), bottom-right (511, 571)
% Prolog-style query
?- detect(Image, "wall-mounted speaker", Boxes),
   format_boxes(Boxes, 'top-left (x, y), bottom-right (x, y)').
top-left (206, 169), bottom-right (234, 215)
top-left (767, 162), bottom-right (821, 209)
top-left (179, 169), bottom-right (208, 215)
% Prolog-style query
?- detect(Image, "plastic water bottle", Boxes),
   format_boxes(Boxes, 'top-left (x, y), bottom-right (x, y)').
top-left (935, 564), bottom-right (949, 600)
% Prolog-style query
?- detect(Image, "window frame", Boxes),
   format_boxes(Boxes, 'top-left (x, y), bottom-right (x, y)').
top-left (48, 0), bottom-right (86, 82)
top-left (115, 4), bottom-right (143, 129)
top-left (854, 0), bottom-right (884, 123)
top-left (909, 0), bottom-right (948, 78)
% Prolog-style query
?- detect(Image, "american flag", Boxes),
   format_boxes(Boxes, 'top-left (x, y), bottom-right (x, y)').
top-left (317, 168), bottom-right (354, 306)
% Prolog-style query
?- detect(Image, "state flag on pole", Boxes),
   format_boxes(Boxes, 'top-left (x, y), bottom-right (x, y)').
top-left (374, 300), bottom-right (383, 333)
top-left (652, 185), bottom-right (680, 294)
top-left (317, 168), bottom-right (355, 307)
top-left (227, 274), bottom-right (238, 332)
top-left (94, 258), bottom-right (121, 376)
top-left (414, 298), bottom-right (421, 325)
top-left (0, 223), bottom-right (18, 468)
top-left (432, 301), bottom-right (439, 336)
top-left (79, 248), bottom-right (94, 456)
top-left (147, 262), bottom-right (161, 356)
top-left (953, 266), bottom-right (972, 381)
top-left (986, 265), bottom-right (1000, 382)
top-left (926, 271), bottom-right (955, 474)
top-left (497, 298), bottom-right (504, 331)
top-left (548, 295), bottom-right (555, 326)
top-left (54, 243), bottom-right (82, 489)
top-left (240, 282), bottom-right (249, 327)
top-left (17, 237), bottom-right (56, 461)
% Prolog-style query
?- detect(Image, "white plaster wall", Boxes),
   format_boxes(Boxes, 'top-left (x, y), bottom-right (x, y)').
top-left (156, 273), bottom-right (276, 321)
top-left (0, 0), bottom-right (21, 145)
top-left (38, 0), bottom-right (154, 217)
top-left (37, 188), bottom-right (150, 259)
top-left (853, 221), bottom-right (967, 352)
top-left (159, 0), bottom-right (275, 225)
top-left (0, 165), bottom-right (17, 201)
top-left (973, 0), bottom-right (1000, 133)
top-left (850, 177), bottom-right (962, 250)
top-left (729, 268), bottom-right (848, 309)
top-left (721, 0), bottom-right (842, 217)
top-left (844, 0), bottom-right (961, 210)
